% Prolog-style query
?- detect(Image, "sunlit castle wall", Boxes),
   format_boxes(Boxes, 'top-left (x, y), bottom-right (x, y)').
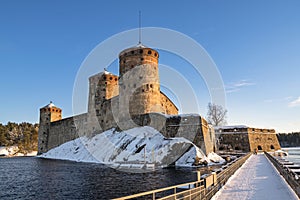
top-left (118, 46), bottom-right (164, 121)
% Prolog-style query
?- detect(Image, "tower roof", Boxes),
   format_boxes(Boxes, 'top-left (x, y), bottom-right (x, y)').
top-left (118, 43), bottom-right (159, 57)
top-left (41, 101), bottom-right (59, 109)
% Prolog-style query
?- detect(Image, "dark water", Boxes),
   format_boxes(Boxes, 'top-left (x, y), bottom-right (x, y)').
top-left (0, 157), bottom-right (197, 200)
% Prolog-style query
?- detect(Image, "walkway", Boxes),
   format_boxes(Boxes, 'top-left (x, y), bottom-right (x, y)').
top-left (212, 154), bottom-right (298, 200)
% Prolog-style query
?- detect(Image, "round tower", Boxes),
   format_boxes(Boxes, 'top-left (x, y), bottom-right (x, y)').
top-left (37, 101), bottom-right (62, 154)
top-left (118, 44), bottom-right (163, 117)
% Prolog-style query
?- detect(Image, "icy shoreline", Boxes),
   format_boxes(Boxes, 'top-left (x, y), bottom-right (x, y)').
top-left (39, 126), bottom-right (224, 168)
top-left (0, 146), bottom-right (37, 157)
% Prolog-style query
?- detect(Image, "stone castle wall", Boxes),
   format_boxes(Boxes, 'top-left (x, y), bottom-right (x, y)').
top-left (46, 113), bottom-right (88, 151)
top-left (216, 127), bottom-right (281, 152)
top-left (127, 113), bottom-right (216, 155)
top-left (42, 112), bottom-right (216, 156)
top-left (160, 92), bottom-right (178, 115)
top-left (248, 131), bottom-right (281, 152)
top-left (216, 132), bottom-right (251, 151)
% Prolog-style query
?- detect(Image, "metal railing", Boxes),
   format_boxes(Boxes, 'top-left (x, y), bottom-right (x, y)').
top-left (114, 153), bottom-right (251, 200)
top-left (265, 152), bottom-right (300, 198)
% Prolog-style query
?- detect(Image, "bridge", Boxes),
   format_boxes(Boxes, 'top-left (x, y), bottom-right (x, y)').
top-left (212, 154), bottom-right (298, 200)
top-left (114, 153), bottom-right (299, 200)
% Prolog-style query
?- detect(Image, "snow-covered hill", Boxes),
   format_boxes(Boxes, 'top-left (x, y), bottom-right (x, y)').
top-left (39, 126), bottom-right (224, 169)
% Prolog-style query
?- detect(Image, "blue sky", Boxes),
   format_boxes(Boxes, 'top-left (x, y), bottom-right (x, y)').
top-left (0, 0), bottom-right (299, 133)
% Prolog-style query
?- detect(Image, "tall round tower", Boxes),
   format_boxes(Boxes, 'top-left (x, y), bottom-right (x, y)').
top-left (118, 44), bottom-right (163, 118)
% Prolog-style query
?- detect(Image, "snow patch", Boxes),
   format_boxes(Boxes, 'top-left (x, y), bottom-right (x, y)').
top-left (0, 146), bottom-right (37, 157)
top-left (39, 126), bottom-right (224, 168)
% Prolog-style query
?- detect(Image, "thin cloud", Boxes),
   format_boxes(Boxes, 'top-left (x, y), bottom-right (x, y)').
top-left (226, 80), bottom-right (255, 93)
top-left (289, 97), bottom-right (300, 107)
top-left (264, 96), bottom-right (293, 103)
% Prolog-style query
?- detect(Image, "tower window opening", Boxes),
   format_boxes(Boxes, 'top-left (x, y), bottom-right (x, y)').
top-left (154, 53), bottom-right (157, 57)
top-left (270, 145), bottom-right (275, 150)
top-left (103, 77), bottom-right (106, 80)
top-left (110, 77), bottom-right (112, 80)
top-left (141, 58), bottom-right (144, 61)
top-left (148, 50), bottom-right (152, 55)
top-left (150, 84), bottom-right (153, 88)
top-left (131, 51), bottom-right (134, 54)
top-left (123, 60), bottom-right (126, 64)
top-left (139, 49), bottom-right (143, 54)
top-left (142, 89), bottom-right (145, 92)
top-left (115, 78), bottom-right (117, 81)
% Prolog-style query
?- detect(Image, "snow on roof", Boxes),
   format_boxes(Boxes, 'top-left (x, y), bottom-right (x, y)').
top-left (42, 101), bottom-right (57, 108)
top-left (103, 68), bottom-right (113, 75)
top-left (214, 125), bottom-right (248, 130)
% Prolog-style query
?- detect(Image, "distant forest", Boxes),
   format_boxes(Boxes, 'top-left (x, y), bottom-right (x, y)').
top-left (0, 122), bottom-right (38, 153)
top-left (277, 132), bottom-right (300, 147)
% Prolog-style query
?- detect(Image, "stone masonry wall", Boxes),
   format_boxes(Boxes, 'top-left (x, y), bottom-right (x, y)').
top-left (160, 92), bottom-right (178, 115)
top-left (216, 128), bottom-right (281, 152)
top-left (216, 132), bottom-right (251, 152)
top-left (248, 132), bottom-right (281, 152)
top-left (47, 113), bottom-right (88, 151)
top-left (128, 113), bottom-right (216, 155)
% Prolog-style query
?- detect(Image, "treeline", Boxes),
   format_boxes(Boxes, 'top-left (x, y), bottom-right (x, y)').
top-left (277, 132), bottom-right (300, 147)
top-left (0, 122), bottom-right (38, 153)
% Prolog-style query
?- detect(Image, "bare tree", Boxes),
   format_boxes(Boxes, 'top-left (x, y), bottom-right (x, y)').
top-left (206, 103), bottom-right (227, 126)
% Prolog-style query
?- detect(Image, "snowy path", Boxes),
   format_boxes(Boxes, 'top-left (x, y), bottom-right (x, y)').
top-left (212, 154), bottom-right (298, 200)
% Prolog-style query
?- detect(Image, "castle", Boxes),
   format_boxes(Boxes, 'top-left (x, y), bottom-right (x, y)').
top-left (215, 125), bottom-right (281, 152)
top-left (38, 44), bottom-right (216, 155)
